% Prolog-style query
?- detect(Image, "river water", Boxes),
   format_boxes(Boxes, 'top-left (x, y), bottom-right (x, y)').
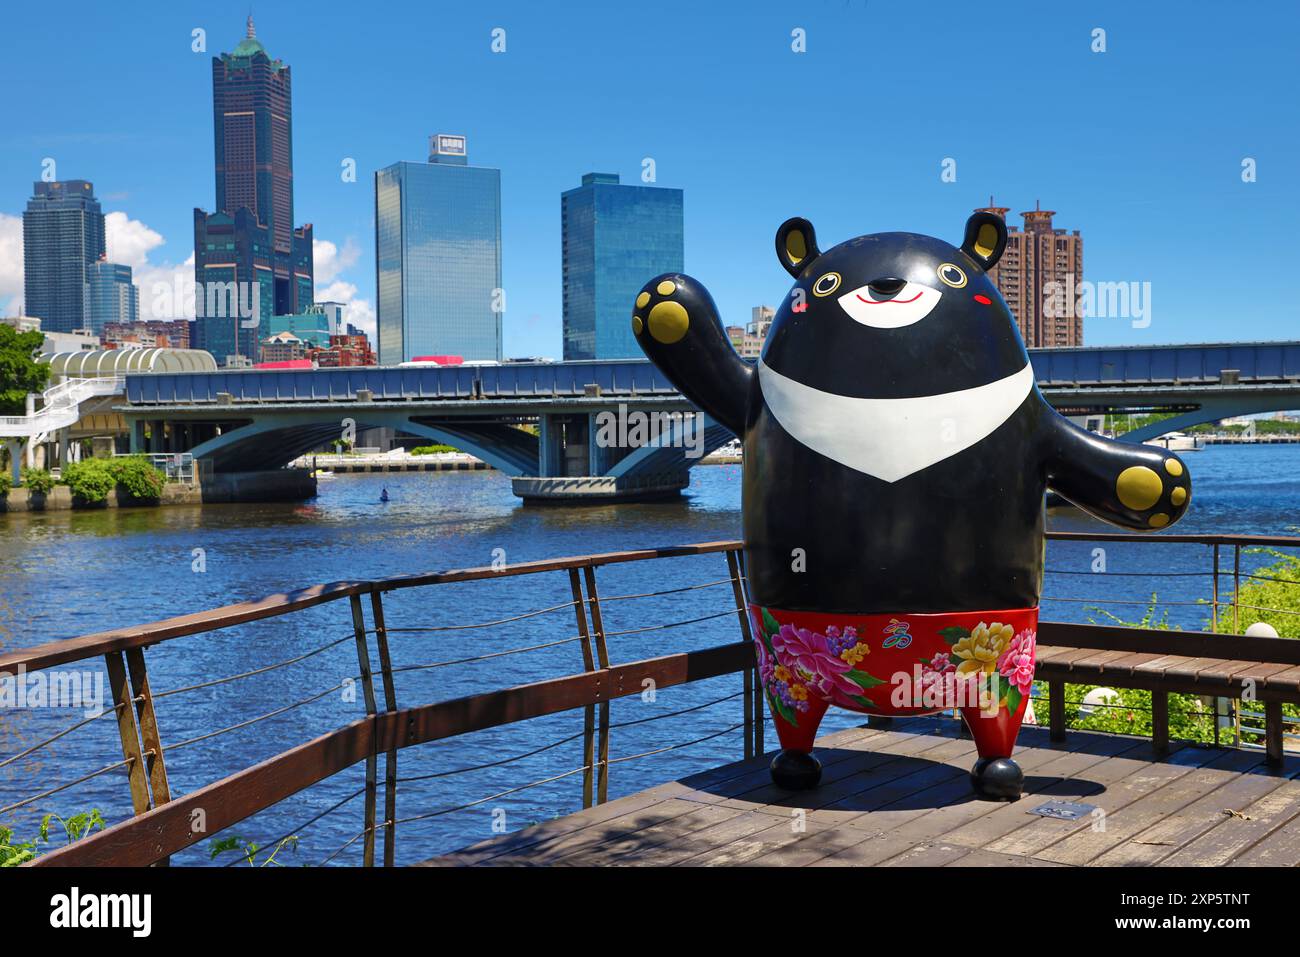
top-left (1, 445), bottom-right (1296, 865)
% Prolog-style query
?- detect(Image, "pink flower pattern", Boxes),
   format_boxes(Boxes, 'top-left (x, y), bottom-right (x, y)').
top-left (997, 628), bottom-right (1037, 696)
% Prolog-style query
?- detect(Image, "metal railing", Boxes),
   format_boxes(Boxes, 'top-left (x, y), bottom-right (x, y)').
top-left (2, 532), bottom-right (1298, 867)
top-left (0, 377), bottom-right (124, 438)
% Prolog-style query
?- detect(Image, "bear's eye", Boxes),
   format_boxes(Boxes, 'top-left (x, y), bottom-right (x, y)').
top-left (937, 263), bottom-right (967, 288)
top-left (812, 272), bottom-right (841, 297)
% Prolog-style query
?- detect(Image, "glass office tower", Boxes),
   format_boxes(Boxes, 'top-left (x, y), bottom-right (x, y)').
top-left (561, 173), bottom-right (684, 360)
top-left (22, 180), bottom-right (106, 333)
top-left (86, 259), bottom-right (139, 334)
top-left (375, 134), bottom-right (502, 365)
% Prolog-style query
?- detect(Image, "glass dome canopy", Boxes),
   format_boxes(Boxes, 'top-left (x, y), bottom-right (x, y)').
top-left (46, 348), bottom-right (218, 378)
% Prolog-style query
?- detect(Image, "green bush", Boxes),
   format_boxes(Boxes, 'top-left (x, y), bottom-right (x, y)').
top-left (61, 459), bottom-right (117, 503)
top-left (110, 455), bottom-right (165, 500)
top-left (60, 456), bottom-right (166, 503)
top-left (410, 444), bottom-right (458, 455)
top-left (20, 467), bottom-right (55, 495)
top-left (0, 472), bottom-right (10, 496)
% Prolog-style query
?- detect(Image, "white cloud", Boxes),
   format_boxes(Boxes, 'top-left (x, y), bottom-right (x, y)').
top-left (105, 210), bottom-right (164, 269)
top-left (313, 237), bottom-right (360, 285)
top-left (0, 213), bottom-right (22, 315)
top-left (316, 278), bottom-right (376, 339)
top-left (104, 210), bottom-right (196, 321)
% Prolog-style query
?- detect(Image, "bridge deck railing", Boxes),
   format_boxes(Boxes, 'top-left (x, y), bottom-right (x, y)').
top-left (2, 532), bottom-right (1298, 867)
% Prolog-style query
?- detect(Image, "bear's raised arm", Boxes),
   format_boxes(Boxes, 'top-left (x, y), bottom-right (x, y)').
top-left (1040, 410), bottom-right (1191, 531)
top-left (631, 273), bottom-right (752, 436)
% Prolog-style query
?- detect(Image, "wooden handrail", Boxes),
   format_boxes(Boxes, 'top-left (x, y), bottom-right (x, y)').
top-left (0, 542), bottom-right (745, 674)
top-left (31, 641), bottom-right (752, 867)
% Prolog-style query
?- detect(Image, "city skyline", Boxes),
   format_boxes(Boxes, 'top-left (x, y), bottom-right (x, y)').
top-left (1, 1), bottom-right (1297, 359)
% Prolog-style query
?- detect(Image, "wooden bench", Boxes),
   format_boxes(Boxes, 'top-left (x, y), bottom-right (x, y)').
top-left (1036, 621), bottom-right (1300, 763)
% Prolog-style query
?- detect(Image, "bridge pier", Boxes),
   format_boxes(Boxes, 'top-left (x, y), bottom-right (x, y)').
top-left (515, 411), bottom-right (692, 503)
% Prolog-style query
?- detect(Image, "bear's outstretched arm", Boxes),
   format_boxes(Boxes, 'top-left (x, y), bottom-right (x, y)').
top-left (1040, 409), bottom-right (1191, 531)
top-left (631, 273), bottom-right (752, 436)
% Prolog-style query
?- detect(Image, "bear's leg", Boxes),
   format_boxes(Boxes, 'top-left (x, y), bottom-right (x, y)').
top-left (768, 695), bottom-right (829, 790)
top-left (959, 692), bottom-right (1029, 800)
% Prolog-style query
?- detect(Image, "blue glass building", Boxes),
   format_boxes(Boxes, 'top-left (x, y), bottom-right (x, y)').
top-left (22, 180), bottom-right (106, 333)
top-left (86, 259), bottom-right (139, 334)
top-left (375, 135), bottom-right (502, 365)
top-left (561, 173), bottom-right (684, 360)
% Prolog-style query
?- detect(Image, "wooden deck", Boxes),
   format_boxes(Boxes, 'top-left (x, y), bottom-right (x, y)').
top-left (422, 717), bottom-right (1300, 867)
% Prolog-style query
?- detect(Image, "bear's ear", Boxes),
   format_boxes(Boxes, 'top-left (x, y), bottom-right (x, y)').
top-left (775, 217), bottom-right (820, 278)
top-left (960, 212), bottom-right (1007, 270)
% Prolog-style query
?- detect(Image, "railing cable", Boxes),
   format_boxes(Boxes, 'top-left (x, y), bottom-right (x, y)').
top-left (221, 785), bottom-right (367, 867)
top-left (153, 636), bottom-right (353, 699)
top-left (379, 598), bottom-right (579, 635)
top-left (0, 758), bottom-right (133, 816)
top-left (0, 698), bottom-right (131, 770)
top-left (164, 680), bottom-right (357, 754)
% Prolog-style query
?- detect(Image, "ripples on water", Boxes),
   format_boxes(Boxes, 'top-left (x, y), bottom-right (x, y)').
top-left (1, 445), bottom-right (1296, 864)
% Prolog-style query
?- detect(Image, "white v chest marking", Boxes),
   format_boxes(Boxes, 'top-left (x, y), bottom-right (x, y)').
top-left (757, 359), bottom-right (1035, 483)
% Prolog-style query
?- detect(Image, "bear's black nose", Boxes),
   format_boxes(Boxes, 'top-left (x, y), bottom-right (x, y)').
top-left (867, 278), bottom-right (907, 296)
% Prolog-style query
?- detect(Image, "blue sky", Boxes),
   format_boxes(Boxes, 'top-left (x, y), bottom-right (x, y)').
top-left (1, 0), bottom-right (1296, 356)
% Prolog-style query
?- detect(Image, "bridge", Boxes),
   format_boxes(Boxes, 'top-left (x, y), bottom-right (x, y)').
top-left (114, 341), bottom-right (1300, 501)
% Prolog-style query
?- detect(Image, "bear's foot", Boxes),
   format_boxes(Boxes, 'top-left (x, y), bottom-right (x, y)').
top-left (770, 749), bottom-right (822, 790)
top-left (970, 757), bottom-right (1023, 801)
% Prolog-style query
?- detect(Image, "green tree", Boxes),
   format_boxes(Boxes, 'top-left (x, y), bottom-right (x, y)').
top-left (0, 325), bottom-right (51, 416)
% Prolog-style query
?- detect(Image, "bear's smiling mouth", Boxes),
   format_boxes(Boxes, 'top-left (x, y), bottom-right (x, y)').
top-left (837, 281), bottom-right (941, 328)
top-left (855, 290), bottom-right (923, 304)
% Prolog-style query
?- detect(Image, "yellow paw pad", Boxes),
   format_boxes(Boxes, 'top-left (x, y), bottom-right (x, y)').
top-left (1116, 466), bottom-right (1163, 511)
top-left (1170, 487), bottom-right (1186, 507)
top-left (635, 292), bottom-right (650, 309)
top-left (656, 279), bottom-right (677, 296)
top-left (648, 300), bottom-right (689, 344)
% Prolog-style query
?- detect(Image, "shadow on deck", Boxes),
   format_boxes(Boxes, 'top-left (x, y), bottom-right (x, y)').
top-left (421, 717), bottom-right (1300, 867)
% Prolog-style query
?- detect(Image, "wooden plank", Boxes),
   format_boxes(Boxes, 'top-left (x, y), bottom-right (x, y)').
top-left (1159, 776), bottom-right (1300, 866)
top-left (383, 643), bottom-right (753, 752)
top-left (373, 541), bottom-right (742, 593)
top-left (124, 647), bottom-right (171, 807)
top-left (1262, 664), bottom-right (1300, 690)
top-left (980, 743), bottom-right (1220, 859)
top-left (104, 652), bottom-right (151, 816)
top-left (1226, 804), bottom-right (1300, 866)
top-left (941, 737), bottom-right (1180, 854)
top-left (1093, 759), bottom-right (1292, 866)
top-left (1032, 746), bottom-right (1268, 865)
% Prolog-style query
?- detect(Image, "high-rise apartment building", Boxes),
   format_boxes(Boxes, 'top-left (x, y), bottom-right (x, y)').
top-left (561, 173), bottom-right (684, 360)
top-left (22, 180), bottom-right (106, 333)
top-left (727, 305), bottom-right (774, 359)
top-left (975, 199), bottom-right (1084, 348)
top-left (194, 17), bottom-right (313, 365)
top-left (375, 134), bottom-right (502, 365)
